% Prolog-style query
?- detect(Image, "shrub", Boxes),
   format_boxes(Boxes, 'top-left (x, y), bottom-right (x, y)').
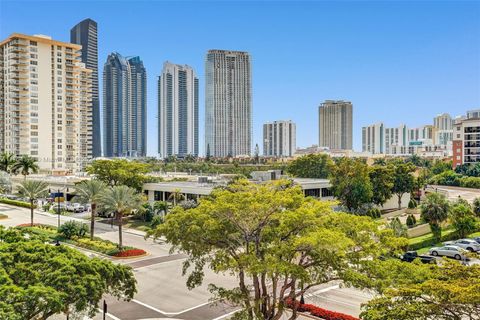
top-left (389, 217), bottom-right (408, 237)
top-left (428, 170), bottom-right (460, 186)
top-left (150, 215), bottom-right (163, 229)
top-left (75, 237), bottom-right (117, 253)
top-left (408, 198), bottom-right (417, 209)
top-left (406, 214), bottom-right (416, 228)
top-left (42, 203), bottom-right (50, 211)
top-left (58, 220), bottom-right (89, 239)
top-left (460, 176), bottom-right (480, 189)
top-left (0, 198), bottom-right (36, 209)
top-left (112, 248), bottom-right (146, 258)
top-left (474, 197), bottom-right (480, 217)
top-left (366, 208), bottom-right (381, 219)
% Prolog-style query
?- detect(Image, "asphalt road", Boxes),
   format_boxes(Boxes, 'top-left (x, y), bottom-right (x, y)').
top-left (0, 204), bottom-right (373, 320)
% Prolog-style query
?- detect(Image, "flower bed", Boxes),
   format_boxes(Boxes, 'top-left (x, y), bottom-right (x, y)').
top-left (286, 299), bottom-right (359, 320)
top-left (111, 248), bottom-right (147, 258)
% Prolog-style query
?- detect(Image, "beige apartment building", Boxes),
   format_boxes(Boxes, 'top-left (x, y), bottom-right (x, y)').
top-left (0, 33), bottom-right (92, 174)
top-left (318, 100), bottom-right (353, 150)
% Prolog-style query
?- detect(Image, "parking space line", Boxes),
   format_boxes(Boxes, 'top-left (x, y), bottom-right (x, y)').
top-left (131, 298), bottom-right (214, 316)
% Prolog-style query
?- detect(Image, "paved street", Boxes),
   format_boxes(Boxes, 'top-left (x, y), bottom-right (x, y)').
top-left (0, 203), bottom-right (372, 320)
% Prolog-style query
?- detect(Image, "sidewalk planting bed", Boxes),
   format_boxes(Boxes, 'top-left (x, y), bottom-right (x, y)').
top-left (286, 299), bottom-right (359, 320)
top-left (15, 224), bottom-right (147, 257)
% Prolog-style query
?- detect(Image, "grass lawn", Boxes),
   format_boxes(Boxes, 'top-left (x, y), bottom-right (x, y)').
top-left (121, 219), bottom-right (151, 232)
top-left (408, 226), bottom-right (455, 245)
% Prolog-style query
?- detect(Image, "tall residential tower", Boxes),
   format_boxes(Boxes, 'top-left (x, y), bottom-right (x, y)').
top-left (205, 50), bottom-right (251, 157)
top-left (158, 62), bottom-right (199, 158)
top-left (103, 53), bottom-right (146, 157)
top-left (0, 33), bottom-right (92, 173)
top-left (263, 120), bottom-right (296, 157)
top-left (70, 18), bottom-right (101, 157)
top-left (318, 100), bottom-right (353, 150)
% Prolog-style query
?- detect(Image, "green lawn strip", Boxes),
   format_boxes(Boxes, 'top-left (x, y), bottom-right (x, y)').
top-left (15, 225), bottom-right (142, 256)
top-left (408, 226), bottom-right (455, 245)
top-left (122, 219), bottom-right (151, 232)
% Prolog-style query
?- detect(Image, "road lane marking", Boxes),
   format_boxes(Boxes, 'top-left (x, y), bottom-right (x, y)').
top-left (132, 298), bottom-right (214, 316)
top-left (96, 308), bottom-right (121, 320)
top-left (305, 284), bottom-right (340, 297)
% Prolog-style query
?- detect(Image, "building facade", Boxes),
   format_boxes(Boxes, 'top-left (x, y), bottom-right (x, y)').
top-left (0, 33), bottom-right (92, 173)
top-left (205, 50), bottom-right (251, 157)
top-left (433, 113), bottom-right (454, 146)
top-left (318, 100), bottom-right (352, 150)
top-left (70, 18), bottom-right (101, 158)
top-left (103, 53), bottom-right (146, 157)
top-left (263, 120), bottom-right (296, 157)
top-left (362, 123), bottom-right (384, 154)
top-left (453, 117), bottom-right (480, 168)
top-left (158, 62), bottom-right (199, 158)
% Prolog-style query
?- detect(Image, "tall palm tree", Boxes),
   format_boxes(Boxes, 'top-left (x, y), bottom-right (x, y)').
top-left (12, 155), bottom-right (39, 179)
top-left (0, 171), bottom-right (11, 194)
top-left (73, 179), bottom-right (107, 240)
top-left (16, 180), bottom-right (49, 226)
top-left (0, 152), bottom-right (17, 174)
top-left (99, 185), bottom-right (142, 250)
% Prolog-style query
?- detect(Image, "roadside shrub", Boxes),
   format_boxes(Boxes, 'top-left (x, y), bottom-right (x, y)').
top-left (0, 198), bottom-right (36, 209)
top-left (112, 248), bottom-right (146, 258)
top-left (406, 214), bottom-right (416, 228)
top-left (428, 170), bottom-right (460, 186)
top-left (150, 215), bottom-right (163, 229)
top-left (408, 198), bottom-right (417, 209)
top-left (366, 208), bottom-right (381, 219)
top-left (460, 176), bottom-right (480, 189)
top-left (75, 237), bottom-right (117, 254)
top-left (58, 220), bottom-right (89, 239)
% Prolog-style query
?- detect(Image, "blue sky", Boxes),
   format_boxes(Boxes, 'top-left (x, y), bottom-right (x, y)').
top-left (1, 1), bottom-right (479, 156)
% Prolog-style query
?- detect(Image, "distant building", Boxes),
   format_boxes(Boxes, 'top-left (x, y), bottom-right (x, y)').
top-left (158, 62), bottom-right (199, 158)
top-left (263, 120), bottom-right (296, 157)
top-left (205, 50), bottom-right (251, 157)
top-left (318, 100), bottom-right (352, 150)
top-left (433, 113), bottom-right (453, 146)
top-left (362, 123), bottom-right (384, 154)
top-left (0, 33), bottom-right (92, 173)
top-left (103, 53), bottom-right (146, 157)
top-left (385, 124), bottom-right (408, 154)
top-left (453, 115), bottom-right (480, 168)
top-left (70, 18), bottom-right (101, 157)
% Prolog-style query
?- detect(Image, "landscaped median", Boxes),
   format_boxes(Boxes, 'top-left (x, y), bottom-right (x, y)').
top-left (0, 198), bottom-right (36, 209)
top-left (286, 299), bottom-right (359, 320)
top-left (15, 223), bottom-right (147, 258)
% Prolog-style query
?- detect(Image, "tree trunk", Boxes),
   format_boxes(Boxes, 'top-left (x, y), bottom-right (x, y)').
top-left (118, 211), bottom-right (123, 250)
top-left (90, 203), bottom-right (96, 240)
top-left (30, 200), bottom-right (34, 226)
top-left (398, 194), bottom-right (402, 209)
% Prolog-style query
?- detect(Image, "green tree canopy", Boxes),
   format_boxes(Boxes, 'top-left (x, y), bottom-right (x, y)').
top-left (391, 162), bottom-right (416, 209)
top-left (286, 154), bottom-right (333, 179)
top-left (420, 192), bottom-right (450, 242)
top-left (329, 158), bottom-right (373, 212)
top-left (12, 155), bottom-right (39, 178)
top-left (86, 159), bottom-right (150, 190)
top-left (149, 179), bottom-right (405, 320)
top-left (0, 152), bottom-right (17, 174)
top-left (0, 226), bottom-right (136, 319)
top-left (369, 165), bottom-right (394, 206)
top-left (450, 201), bottom-right (478, 238)
top-left (361, 260), bottom-right (480, 320)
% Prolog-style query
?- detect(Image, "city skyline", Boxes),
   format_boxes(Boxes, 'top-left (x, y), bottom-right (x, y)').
top-left (1, 1), bottom-right (479, 156)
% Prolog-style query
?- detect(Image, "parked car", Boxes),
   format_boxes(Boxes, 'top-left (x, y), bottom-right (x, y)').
top-left (429, 245), bottom-right (469, 260)
top-left (66, 203), bottom-right (85, 213)
top-left (444, 239), bottom-right (480, 252)
top-left (471, 237), bottom-right (480, 245)
top-left (400, 251), bottom-right (436, 264)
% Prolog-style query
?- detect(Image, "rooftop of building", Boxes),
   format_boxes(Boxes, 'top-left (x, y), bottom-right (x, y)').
top-left (0, 33), bottom-right (82, 49)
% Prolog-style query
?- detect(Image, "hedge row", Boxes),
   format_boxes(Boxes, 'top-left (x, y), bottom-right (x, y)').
top-left (286, 299), bottom-right (358, 320)
top-left (0, 198), bottom-right (36, 209)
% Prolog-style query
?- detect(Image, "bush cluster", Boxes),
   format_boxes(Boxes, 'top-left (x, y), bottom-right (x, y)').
top-left (406, 214), bottom-right (417, 228)
top-left (366, 208), bottom-right (382, 219)
top-left (408, 199), bottom-right (417, 209)
top-left (58, 221), bottom-right (89, 239)
top-left (0, 198), bottom-right (36, 209)
top-left (286, 299), bottom-right (358, 320)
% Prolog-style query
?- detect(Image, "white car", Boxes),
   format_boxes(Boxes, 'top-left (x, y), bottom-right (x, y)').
top-left (66, 203), bottom-right (85, 213)
top-left (444, 239), bottom-right (480, 252)
top-left (429, 245), bottom-right (469, 260)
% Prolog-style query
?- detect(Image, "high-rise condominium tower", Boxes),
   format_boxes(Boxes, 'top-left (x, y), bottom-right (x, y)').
top-left (205, 50), bottom-right (251, 157)
top-left (70, 18), bottom-right (101, 157)
top-left (433, 113), bottom-right (453, 146)
top-left (318, 100), bottom-right (353, 150)
top-left (0, 33), bottom-right (92, 173)
top-left (263, 120), bottom-right (296, 157)
top-left (158, 62), bottom-right (199, 158)
top-left (103, 53), bottom-right (146, 157)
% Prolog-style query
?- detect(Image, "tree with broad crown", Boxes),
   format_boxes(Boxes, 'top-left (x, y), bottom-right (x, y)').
top-left (86, 159), bottom-right (150, 191)
top-left (391, 162), bottom-right (416, 209)
top-left (98, 185), bottom-right (142, 250)
top-left (360, 259), bottom-right (480, 320)
top-left (450, 201), bottom-right (478, 238)
top-left (286, 154), bottom-right (333, 179)
top-left (16, 180), bottom-right (49, 226)
top-left (148, 179), bottom-right (406, 320)
top-left (73, 179), bottom-right (108, 240)
top-left (369, 165), bottom-right (394, 207)
top-left (420, 192), bottom-right (450, 242)
top-left (0, 226), bottom-right (136, 319)
top-left (12, 155), bottom-right (39, 179)
top-left (329, 158), bottom-right (373, 212)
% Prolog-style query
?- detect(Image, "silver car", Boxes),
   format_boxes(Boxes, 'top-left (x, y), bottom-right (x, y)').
top-left (444, 239), bottom-right (480, 252)
top-left (429, 245), bottom-right (468, 260)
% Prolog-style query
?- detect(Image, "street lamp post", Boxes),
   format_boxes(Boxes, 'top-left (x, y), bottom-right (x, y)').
top-left (49, 187), bottom-right (69, 229)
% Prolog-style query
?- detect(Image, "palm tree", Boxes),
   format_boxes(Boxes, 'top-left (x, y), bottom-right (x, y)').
top-left (73, 179), bottom-right (107, 240)
top-left (0, 171), bottom-right (11, 194)
top-left (168, 188), bottom-right (185, 206)
top-left (99, 185), bottom-right (142, 250)
top-left (12, 155), bottom-right (39, 179)
top-left (16, 180), bottom-right (49, 226)
top-left (420, 192), bottom-right (450, 242)
top-left (0, 152), bottom-right (17, 174)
